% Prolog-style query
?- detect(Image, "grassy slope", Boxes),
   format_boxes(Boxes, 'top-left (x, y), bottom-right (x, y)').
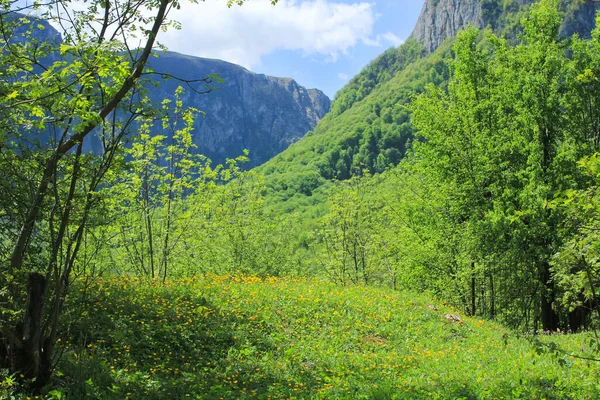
top-left (36, 276), bottom-right (600, 399)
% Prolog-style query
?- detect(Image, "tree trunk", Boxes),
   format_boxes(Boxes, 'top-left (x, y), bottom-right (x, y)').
top-left (7, 273), bottom-right (52, 386)
top-left (568, 300), bottom-right (590, 333)
top-left (489, 273), bottom-right (496, 320)
top-left (540, 263), bottom-right (559, 331)
top-left (471, 262), bottom-right (476, 317)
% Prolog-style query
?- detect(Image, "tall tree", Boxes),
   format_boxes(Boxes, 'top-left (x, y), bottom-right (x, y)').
top-left (408, 0), bottom-right (597, 330)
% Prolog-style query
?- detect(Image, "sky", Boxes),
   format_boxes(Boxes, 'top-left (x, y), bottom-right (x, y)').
top-left (160, 0), bottom-right (425, 99)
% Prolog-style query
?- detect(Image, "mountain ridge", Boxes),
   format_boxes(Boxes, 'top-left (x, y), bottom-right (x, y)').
top-left (7, 13), bottom-right (330, 167)
top-left (144, 50), bottom-right (330, 167)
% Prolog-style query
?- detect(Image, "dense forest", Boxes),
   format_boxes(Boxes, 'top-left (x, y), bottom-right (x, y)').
top-left (3, 0), bottom-right (600, 398)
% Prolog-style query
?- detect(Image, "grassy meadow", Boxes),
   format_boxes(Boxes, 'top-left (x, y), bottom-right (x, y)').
top-left (4, 275), bottom-right (597, 399)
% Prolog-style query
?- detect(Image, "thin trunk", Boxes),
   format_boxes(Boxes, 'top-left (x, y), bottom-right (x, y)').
top-left (143, 162), bottom-right (155, 279)
top-left (582, 257), bottom-right (600, 347)
top-left (47, 126), bottom-right (125, 372)
top-left (361, 245), bottom-right (368, 285)
top-left (161, 142), bottom-right (176, 284)
top-left (471, 262), bottom-right (476, 317)
top-left (162, 187), bottom-right (173, 284)
top-left (42, 142), bottom-right (83, 376)
top-left (352, 240), bottom-right (359, 285)
top-left (489, 272), bottom-right (495, 320)
top-left (540, 262), bottom-right (559, 331)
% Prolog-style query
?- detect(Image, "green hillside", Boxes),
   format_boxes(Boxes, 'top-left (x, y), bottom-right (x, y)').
top-left (257, 39), bottom-right (452, 218)
top-left (7, 276), bottom-right (598, 399)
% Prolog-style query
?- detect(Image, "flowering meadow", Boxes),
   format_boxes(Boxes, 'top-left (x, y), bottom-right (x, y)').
top-left (9, 275), bottom-right (595, 399)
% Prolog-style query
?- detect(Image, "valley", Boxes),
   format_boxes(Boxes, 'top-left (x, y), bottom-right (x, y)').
top-left (3, 0), bottom-right (600, 398)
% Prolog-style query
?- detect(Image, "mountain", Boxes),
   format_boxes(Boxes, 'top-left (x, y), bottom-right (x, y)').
top-left (561, 0), bottom-right (600, 38)
top-left (258, 0), bottom-right (600, 216)
top-left (5, 13), bottom-right (330, 168)
top-left (410, 0), bottom-right (486, 53)
top-left (9, 13), bottom-right (61, 44)
top-left (411, 0), bottom-right (600, 53)
top-left (145, 52), bottom-right (330, 167)
top-left (257, 39), bottom-right (446, 216)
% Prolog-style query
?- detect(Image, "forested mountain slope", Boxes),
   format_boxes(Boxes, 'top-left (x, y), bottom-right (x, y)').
top-left (258, 39), bottom-right (452, 216)
top-left (258, 0), bottom-right (600, 215)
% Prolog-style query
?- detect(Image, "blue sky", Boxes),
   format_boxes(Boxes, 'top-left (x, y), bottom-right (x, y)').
top-left (161, 0), bottom-right (425, 99)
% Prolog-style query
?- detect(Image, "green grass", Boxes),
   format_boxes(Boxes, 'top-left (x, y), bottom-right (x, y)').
top-left (27, 276), bottom-right (600, 399)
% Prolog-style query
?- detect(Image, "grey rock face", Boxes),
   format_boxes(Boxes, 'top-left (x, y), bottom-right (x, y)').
top-left (5, 14), bottom-right (330, 167)
top-left (410, 0), bottom-right (484, 53)
top-left (561, 1), bottom-right (600, 39)
top-left (410, 0), bottom-right (600, 53)
top-left (145, 52), bottom-right (330, 167)
top-left (6, 13), bottom-right (61, 44)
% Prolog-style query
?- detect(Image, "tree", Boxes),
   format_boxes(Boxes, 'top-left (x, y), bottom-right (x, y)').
top-left (201, 159), bottom-right (297, 277)
top-left (100, 86), bottom-right (208, 281)
top-left (318, 174), bottom-right (383, 286)
top-left (407, 0), bottom-right (598, 330)
top-left (552, 154), bottom-right (600, 336)
top-left (0, 0), bottom-right (278, 385)
top-left (550, 13), bottom-right (600, 333)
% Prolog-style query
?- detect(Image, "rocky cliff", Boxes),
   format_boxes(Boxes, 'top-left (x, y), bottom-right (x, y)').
top-left (561, 1), bottom-right (600, 39)
top-left (410, 0), bottom-right (485, 52)
top-left (411, 0), bottom-right (600, 53)
top-left (144, 52), bottom-right (330, 167)
top-left (8, 14), bottom-right (330, 168)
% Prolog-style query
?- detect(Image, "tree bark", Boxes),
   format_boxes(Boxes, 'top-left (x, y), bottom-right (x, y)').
top-left (13, 273), bottom-right (51, 384)
top-left (540, 262), bottom-right (559, 331)
top-left (471, 262), bottom-right (476, 316)
top-left (489, 272), bottom-right (495, 320)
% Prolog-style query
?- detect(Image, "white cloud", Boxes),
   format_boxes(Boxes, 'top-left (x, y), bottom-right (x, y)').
top-left (361, 36), bottom-right (382, 47)
top-left (361, 31), bottom-right (404, 47)
top-left (159, 0), bottom-right (376, 69)
top-left (337, 72), bottom-right (349, 81)
top-left (381, 32), bottom-right (404, 47)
